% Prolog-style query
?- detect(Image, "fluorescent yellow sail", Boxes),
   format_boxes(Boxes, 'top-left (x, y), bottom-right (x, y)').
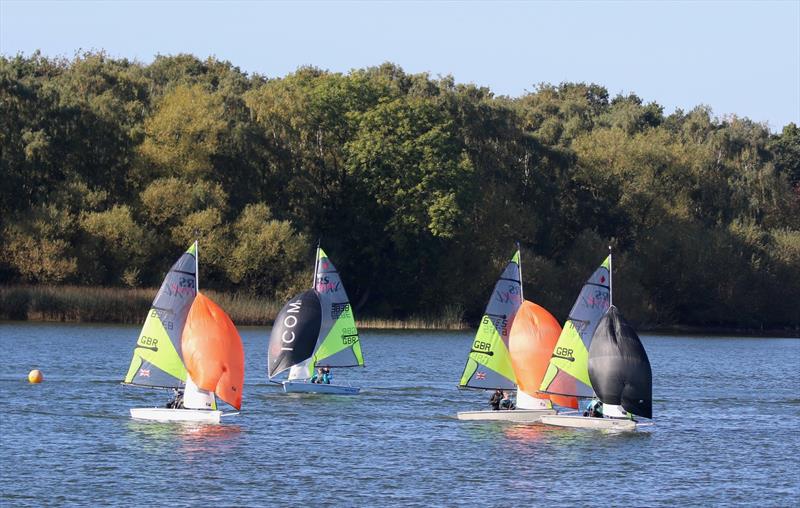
top-left (459, 250), bottom-right (521, 390)
top-left (310, 247), bottom-right (364, 369)
top-left (123, 243), bottom-right (197, 388)
top-left (539, 255), bottom-right (610, 398)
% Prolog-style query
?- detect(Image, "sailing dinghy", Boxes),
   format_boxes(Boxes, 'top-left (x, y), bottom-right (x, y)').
top-left (268, 246), bottom-right (364, 395)
top-left (540, 250), bottom-right (652, 431)
top-left (457, 248), bottom-right (575, 422)
top-left (124, 242), bottom-right (244, 423)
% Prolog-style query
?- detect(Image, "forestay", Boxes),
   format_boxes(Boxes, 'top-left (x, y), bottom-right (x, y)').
top-left (459, 250), bottom-right (522, 390)
top-left (123, 243), bottom-right (197, 388)
top-left (539, 256), bottom-right (610, 398)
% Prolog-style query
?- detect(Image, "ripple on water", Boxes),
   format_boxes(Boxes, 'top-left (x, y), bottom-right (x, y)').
top-left (0, 324), bottom-right (798, 507)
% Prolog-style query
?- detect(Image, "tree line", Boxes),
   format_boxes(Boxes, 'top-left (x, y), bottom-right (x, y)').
top-left (1, 51), bottom-right (799, 330)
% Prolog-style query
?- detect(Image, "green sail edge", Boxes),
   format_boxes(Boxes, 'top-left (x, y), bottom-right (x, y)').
top-left (312, 303), bottom-right (363, 367)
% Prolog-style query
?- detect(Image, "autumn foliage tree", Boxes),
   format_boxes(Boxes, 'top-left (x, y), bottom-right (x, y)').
top-left (1, 52), bottom-right (798, 329)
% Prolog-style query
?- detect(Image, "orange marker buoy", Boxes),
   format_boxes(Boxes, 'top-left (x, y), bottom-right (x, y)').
top-left (28, 369), bottom-right (43, 384)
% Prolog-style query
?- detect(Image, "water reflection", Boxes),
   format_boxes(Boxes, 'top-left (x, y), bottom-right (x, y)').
top-left (502, 423), bottom-right (548, 441)
top-left (126, 420), bottom-right (242, 456)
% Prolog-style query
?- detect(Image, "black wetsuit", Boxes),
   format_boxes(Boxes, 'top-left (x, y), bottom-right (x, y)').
top-left (489, 391), bottom-right (502, 410)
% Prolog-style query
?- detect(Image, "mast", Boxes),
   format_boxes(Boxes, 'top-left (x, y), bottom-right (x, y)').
top-left (517, 242), bottom-right (523, 302)
top-left (608, 245), bottom-right (613, 308)
top-left (195, 239), bottom-right (200, 293)
top-left (311, 239), bottom-right (320, 289)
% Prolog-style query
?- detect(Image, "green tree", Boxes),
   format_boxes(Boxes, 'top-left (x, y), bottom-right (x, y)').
top-left (226, 203), bottom-right (310, 297)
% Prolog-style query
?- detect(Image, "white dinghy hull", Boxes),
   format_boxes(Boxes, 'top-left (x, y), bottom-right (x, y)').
top-left (130, 407), bottom-right (222, 423)
top-left (540, 414), bottom-right (637, 431)
top-left (456, 408), bottom-right (556, 422)
top-left (282, 381), bottom-right (360, 395)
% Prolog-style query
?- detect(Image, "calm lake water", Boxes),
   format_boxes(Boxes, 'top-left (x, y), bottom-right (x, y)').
top-left (0, 322), bottom-right (798, 507)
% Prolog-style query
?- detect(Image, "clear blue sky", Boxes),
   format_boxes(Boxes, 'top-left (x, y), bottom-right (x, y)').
top-left (2, 0), bottom-right (798, 130)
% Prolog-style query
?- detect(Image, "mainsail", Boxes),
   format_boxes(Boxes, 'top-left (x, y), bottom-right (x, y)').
top-left (181, 293), bottom-right (245, 410)
top-left (123, 243), bottom-right (197, 388)
top-left (459, 250), bottom-right (522, 390)
top-left (588, 306), bottom-right (652, 419)
top-left (310, 247), bottom-right (362, 369)
top-left (539, 256), bottom-right (610, 398)
top-left (509, 301), bottom-right (578, 409)
top-left (267, 247), bottom-right (364, 380)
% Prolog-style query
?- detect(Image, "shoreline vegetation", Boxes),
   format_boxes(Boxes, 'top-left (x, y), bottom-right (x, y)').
top-left (2, 53), bottom-right (799, 331)
top-left (0, 285), bottom-right (470, 330)
top-left (1, 285), bottom-right (796, 337)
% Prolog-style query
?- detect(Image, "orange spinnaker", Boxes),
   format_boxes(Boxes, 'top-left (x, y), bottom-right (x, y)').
top-left (181, 292), bottom-right (245, 410)
top-left (509, 301), bottom-right (578, 409)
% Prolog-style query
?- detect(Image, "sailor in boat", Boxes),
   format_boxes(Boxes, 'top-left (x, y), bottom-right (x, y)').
top-left (583, 400), bottom-right (603, 418)
top-left (310, 367), bottom-right (332, 384)
top-left (165, 388), bottom-right (185, 409)
top-left (500, 390), bottom-right (516, 410)
top-left (489, 389), bottom-right (503, 410)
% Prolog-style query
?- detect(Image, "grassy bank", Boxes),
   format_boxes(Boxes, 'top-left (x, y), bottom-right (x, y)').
top-left (0, 285), bottom-right (469, 330)
top-left (3, 285), bottom-right (793, 335)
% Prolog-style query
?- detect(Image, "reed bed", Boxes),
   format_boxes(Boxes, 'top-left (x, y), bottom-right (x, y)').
top-left (0, 285), bottom-right (280, 325)
top-left (0, 286), bottom-right (470, 330)
top-left (357, 305), bottom-right (469, 330)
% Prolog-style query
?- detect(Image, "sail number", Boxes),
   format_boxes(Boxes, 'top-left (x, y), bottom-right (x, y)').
top-left (472, 340), bottom-right (492, 352)
top-left (482, 315), bottom-right (508, 336)
top-left (138, 335), bottom-right (159, 350)
top-left (149, 310), bottom-right (173, 330)
top-left (553, 347), bottom-right (575, 361)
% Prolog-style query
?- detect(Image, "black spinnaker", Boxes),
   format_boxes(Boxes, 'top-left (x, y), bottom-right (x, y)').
top-left (587, 306), bottom-right (652, 419)
top-left (267, 290), bottom-right (322, 378)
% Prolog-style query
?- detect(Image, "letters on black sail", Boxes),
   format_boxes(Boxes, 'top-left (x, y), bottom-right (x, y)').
top-left (268, 290), bottom-right (322, 378)
top-left (588, 306), bottom-right (653, 419)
